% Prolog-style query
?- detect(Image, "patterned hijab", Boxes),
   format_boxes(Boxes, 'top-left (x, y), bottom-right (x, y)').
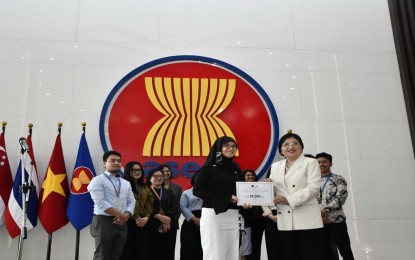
top-left (203, 136), bottom-right (238, 167)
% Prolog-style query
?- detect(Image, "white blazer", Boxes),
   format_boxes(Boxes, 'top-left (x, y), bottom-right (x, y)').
top-left (269, 154), bottom-right (323, 231)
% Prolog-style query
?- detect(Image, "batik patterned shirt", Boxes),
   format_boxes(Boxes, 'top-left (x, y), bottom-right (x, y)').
top-left (317, 172), bottom-right (348, 223)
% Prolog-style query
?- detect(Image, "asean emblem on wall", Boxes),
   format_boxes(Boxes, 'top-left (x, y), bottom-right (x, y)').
top-left (100, 55), bottom-right (279, 189)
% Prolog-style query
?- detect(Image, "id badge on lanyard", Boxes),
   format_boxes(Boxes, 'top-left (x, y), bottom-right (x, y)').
top-left (106, 174), bottom-right (122, 211)
top-left (151, 186), bottom-right (164, 215)
top-left (115, 198), bottom-right (122, 212)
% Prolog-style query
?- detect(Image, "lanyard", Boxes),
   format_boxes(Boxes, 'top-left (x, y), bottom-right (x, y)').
top-left (136, 184), bottom-right (142, 208)
top-left (150, 186), bottom-right (163, 201)
top-left (320, 173), bottom-right (332, 194)
top-left (105, 173), bottom-right (121, 198)
top-left (151, 186), bottom-right (164, 212)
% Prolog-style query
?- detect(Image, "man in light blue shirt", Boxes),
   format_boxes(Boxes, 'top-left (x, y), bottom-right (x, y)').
top-left (88, 150), bottom-right (135, 260)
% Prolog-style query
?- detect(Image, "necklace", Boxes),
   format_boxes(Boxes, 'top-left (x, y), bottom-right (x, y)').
top-left (285, 162), bottom-right (292, 174)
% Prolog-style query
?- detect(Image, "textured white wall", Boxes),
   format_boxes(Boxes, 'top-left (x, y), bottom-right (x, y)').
top-left (0, 0), bottom-right (414, 259)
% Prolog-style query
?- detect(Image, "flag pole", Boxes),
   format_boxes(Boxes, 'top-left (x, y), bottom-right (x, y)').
top-left (28, 123), bottom-right (33, 136)
top-left (46, 234), bottom-right (52, 260)
top-left (17, 122), bottom-right (34, 260)
top-left (74, 122), bottom-right (86, 260)
top-left (75, 230), bottom-right (80, 260)
top-left (45, 122), bottom-right (62, 260)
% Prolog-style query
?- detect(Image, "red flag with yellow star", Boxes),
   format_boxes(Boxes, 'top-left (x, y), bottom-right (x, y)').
top-left (38, 132), bottom-right (69, 234)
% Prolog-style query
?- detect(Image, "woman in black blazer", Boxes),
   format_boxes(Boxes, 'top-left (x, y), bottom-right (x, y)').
top-left (146, 168), bottom-right (178, 260)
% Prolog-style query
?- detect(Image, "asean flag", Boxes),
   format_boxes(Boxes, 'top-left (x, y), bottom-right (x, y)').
top-left (38, 133), bottom-right (69, 234)
top-left (5, 151), bottom-right (39, 238)
top-left (66, 132), bottom-right (96, 231)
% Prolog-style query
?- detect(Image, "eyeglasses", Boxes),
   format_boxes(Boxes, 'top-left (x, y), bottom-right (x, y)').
top-left (223, 144), bottom-right (237, 149)
top-left (282, 141), bottom-right (300, 148)
top-left (152, 175), bottom-right (164, 179)
top-left (131, 169), bottom-right (142, 173)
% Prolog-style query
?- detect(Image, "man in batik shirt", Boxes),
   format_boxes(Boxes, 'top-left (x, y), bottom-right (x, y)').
top-left (316, 152), bottom-right (354, 260)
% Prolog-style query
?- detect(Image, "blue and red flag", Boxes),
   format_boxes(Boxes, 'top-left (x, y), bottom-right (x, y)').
top-left (67, 132), bottom-right (96, 231)
top-left (5, 148), bottom-right (39, 238)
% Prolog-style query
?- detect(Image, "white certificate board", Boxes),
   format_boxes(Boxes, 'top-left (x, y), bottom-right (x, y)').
top-left (236, 182), bottom-right (274, 206)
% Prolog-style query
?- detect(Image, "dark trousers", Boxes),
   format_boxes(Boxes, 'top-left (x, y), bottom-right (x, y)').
top-left (147, 223), bottom-right (177, 260)
top-left (323, 225), bottom-right (339, 260)
top-left (90, 215), bottom-right (127, 260)
top-left (247, 216), bottom-right (286, 260)
top-left (280, 228), bottom-right (325, 260)
top-left (247, 217), bottom-right (265, 260)
top-left (264, 217), bottom-right (285, 260)
top-left (120, 219), bottom-right (149, 260)
top-left (325, 222), bottom-right (354, 260)
top-left (180, 219), bottom-right (203, 260)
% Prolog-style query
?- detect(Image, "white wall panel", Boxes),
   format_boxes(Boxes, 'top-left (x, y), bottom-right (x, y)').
top-left (0, 0), bottom-right (413, 259)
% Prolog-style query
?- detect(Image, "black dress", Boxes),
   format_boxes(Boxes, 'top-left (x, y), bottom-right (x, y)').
top-left (146, 187), bottom-right (178, 260)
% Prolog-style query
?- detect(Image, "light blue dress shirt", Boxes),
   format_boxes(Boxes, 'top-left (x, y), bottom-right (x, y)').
top-left (87, 171), bottom-right (135, 216)
top-left (180, 188), bottom-right (203, 221)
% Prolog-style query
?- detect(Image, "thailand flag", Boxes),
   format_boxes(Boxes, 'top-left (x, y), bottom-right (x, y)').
top-left (5, 151), bottom-right (39, 238)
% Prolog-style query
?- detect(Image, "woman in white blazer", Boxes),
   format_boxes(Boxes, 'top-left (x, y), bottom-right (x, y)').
top-left (267, 131), bottom-right (325, 260)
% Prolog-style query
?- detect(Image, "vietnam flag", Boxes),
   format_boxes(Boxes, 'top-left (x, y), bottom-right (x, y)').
top-left (0, 128), bottom-right (13, 226)
top-left (38, 132), bottom-right (69, 234)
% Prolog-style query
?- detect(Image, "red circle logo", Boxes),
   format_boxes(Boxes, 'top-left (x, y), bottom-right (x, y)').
top-left (70, 166), bottom-right (94, 194)
top-left (100, 56), bottom-right (279, 189)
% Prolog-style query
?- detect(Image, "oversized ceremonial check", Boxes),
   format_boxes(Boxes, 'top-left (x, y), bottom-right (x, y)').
top-left (236, 182), bottom-right (274, 206)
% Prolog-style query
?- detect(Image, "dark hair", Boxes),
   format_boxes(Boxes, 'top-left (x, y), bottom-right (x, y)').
top-left (304, 153), bottom-right (315, 159)
top-left (158, 164), bottom-right (173, 180)
top-left (146, 168), bottom-right (165, 186)
top-left (103, 150), bottom-right (121, 162)
top-left (243, 169), bottom-right (258, 181)
top-left (123, 161), bottom-right (145, 186)
top-left (190, 172), bottom-right (198, 186)
top-left (278, 133), bottom-right (304, 155)
top-left (315, 152), bottom-right (333, 163)
top-left (265, 167), bottom-right (271, 178)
